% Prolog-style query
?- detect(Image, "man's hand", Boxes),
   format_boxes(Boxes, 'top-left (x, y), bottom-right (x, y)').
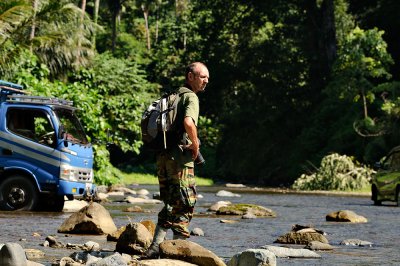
top-left (183, 116), bottom-right (199, 160)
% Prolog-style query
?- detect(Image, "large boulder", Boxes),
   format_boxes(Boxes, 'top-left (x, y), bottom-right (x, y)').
top-left (227, 249), bottom-right (276, 266)
top-left (326, 210), bottom-right (368, 223)
top-left (115, 223), bottom-right (152, 255)
top-left (160, 240), bottom-right (226, 266)
top-left (58, 202), bottom-right (117, 235)
top-left (216, 204), bottom-right (276, 218)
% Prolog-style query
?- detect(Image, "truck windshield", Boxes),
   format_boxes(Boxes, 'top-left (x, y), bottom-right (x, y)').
top-left (55, 109), bottom-right (89, 145)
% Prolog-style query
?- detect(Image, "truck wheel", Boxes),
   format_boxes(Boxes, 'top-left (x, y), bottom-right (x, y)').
top-left (371, 186), bottom-right (382, 206)
top-left (0, 175), bottom-right (38, 211)
top-left (38, 195), bottom-right (65, 212)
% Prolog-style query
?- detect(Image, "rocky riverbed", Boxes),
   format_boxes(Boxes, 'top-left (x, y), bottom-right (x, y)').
top-left (0, 184), bottom-right (399, 265)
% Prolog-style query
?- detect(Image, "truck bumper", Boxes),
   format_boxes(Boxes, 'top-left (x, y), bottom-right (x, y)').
top-left (58, 180), bottom-right (96, 198)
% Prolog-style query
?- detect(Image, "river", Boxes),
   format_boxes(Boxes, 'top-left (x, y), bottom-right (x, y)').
top-left (0, 185), bottom-right (399, 265)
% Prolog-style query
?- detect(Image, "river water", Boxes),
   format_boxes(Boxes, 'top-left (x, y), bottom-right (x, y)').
top-left (0, 185), bottom-right (399, 266)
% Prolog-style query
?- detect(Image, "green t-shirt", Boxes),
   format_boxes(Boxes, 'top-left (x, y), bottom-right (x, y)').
top-left (172, 86), bottom-right (199, 168)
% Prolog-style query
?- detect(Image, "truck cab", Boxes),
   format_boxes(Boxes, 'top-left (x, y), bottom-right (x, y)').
top-left (0, 80), bottom-right (94, 211)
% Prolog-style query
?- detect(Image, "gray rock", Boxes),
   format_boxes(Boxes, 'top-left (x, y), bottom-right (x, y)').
top-left (261, 245), bottom-right (321, 258)
top-left (70, 251), bottom-right (116, 263)
top-left (340, 239), bottom-right (373, 247)
top-left (228, 249), bottom-right (276, 266)
top-left (84, 241), bottom-right (101, 251)
top-left (0, 242), bottom-right (28, 266)
top-left (305, 241), bottom-right (334, 250)
top-left (191, 227), bottom-right (205, 236)
top-left (216, 190), bottom-right (241, 197)
top-left (87, 253), bottom-right (127, 266)
top-left (217, 204), bottom-right (276, 217)
top-left (208, 201), bottom-right (231, 212)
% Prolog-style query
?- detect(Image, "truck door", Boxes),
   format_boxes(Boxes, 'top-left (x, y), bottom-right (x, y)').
top-left (4, 107), bottom-right (60, 189)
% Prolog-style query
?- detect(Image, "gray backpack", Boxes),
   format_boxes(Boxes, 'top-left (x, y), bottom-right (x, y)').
top-left (141, 91), bottom-right (187, 150)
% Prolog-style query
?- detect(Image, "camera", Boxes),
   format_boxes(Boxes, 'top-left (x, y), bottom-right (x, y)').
top-left (195, 151), bottom-right (205, 165)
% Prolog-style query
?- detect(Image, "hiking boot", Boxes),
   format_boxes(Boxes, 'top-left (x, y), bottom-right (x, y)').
top-left (141, 243), bottom-right (160, 259)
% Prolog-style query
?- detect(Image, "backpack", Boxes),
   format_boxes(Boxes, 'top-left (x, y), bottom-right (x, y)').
top-left (141, 91), bottom-right (188, 151)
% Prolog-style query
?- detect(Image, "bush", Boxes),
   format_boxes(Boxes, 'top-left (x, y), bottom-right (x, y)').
top-left (292, 153), bottom-right (374, 191)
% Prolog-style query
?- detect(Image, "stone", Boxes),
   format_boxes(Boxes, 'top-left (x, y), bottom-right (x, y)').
top-left (137, 189), bottom-right (150, 196)
top-left (160, 240), bottom-right (226, 266)
top-left (107, 226), bottom-right (126, 242)
top-left (340, 239), bottom-right (373, 247)
top-left (115, 223), bottom-right (152, 255)
top-left (208, 201), bottom-right (231, 212)
top-left (141, 259), bottom-right (198, 266)
top-left (86, 253), bottom-right (127, 266)
top-left (326, 210), bottom-right (368, 223)
top-left (275, 232), bottom-right (328, 245)
top-left (0, 242), bottom-right (28, 266)
top-left (220, 219), bottom-right (239, 224)
top-left (305, 241), bottom-right (334, 250)
top-left (58, 202), bottom-right (118, 235)
top-left (191, 227), bottom-right (205, 236)
top-left (216, 190), bottom-right (241, 197)
top-left (83, 241), bottom-right (100, 251)
top-left (141, 220), bottom-right (156, 236)
top-left (261, 245), bottom-right (321, 258)
top-left (124, 196), bottom-right (162, 204)
top-left (124, 205), bottom-right (143, 212)
top-left (25, 248), bottom-right (45, 260)
top-left (217, 204), bottom-right (276, 218)
top-left (228, 248), bottom-right (276, 266)
top-left (45, 236), bottom-right (64, 248)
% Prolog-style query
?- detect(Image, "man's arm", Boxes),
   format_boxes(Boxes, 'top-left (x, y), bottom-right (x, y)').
top-left (183, 116), bottom-right (199, 160)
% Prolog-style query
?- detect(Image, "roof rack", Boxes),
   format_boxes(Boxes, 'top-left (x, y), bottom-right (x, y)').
top-left (6, 95), bottom-right (74, 107)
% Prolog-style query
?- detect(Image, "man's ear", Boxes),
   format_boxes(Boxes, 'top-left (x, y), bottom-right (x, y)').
top-left (188, 72), bottom-right (194, 81)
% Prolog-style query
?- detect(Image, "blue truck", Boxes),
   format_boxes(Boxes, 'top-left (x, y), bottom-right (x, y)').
top-left (0, 80), bottom-right (94, 211)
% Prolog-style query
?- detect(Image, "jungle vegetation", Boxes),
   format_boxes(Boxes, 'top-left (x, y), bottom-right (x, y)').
top-left (1, 0), bottom-right (399, 187)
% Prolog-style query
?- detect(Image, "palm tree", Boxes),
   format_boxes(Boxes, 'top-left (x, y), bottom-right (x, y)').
top-left (0, 0), bottom-right (97, 78)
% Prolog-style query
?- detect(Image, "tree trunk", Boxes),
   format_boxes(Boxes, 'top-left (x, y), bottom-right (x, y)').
top-left (142, 4), bottom-right (151, 50)
top-left (30, 0), bottom-right (38, 44)
top-left (92, 0), bottom-right (100, 49)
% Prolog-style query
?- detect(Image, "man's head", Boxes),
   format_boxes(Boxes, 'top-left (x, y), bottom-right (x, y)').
top-left (185, 62), bottom-right (209, 93)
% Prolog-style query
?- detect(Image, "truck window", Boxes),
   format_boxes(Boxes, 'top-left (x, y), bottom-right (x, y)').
top-left (55, 109), bottom-right (88, 145)
top-left (7, 108), bottom-right (55, 147)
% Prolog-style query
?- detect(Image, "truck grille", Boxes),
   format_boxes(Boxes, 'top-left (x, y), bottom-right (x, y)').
top-left (77, 169), bottom-right (92, 182)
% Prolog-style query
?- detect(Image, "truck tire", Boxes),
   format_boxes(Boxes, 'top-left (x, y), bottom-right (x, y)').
top-left (371, 185), bottom-right (382, 206)
top-left (397, 187), bottom-right (400, 207)
top-left (0, 175), bottom-right (39, 211)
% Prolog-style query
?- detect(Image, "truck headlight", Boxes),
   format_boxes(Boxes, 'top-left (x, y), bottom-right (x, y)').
top-left (60, 165), bottom-right (78, 182)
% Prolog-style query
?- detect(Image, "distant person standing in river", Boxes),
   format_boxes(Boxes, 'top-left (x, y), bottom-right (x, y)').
top-left (142, 62), bottom-right (210, 259)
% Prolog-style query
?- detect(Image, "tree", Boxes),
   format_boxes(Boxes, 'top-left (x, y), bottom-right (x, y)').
top-left (0, 0), bottom-right (97, 78)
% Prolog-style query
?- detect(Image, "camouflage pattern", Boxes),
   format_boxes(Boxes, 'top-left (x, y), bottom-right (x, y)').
top-left (156, 152), bottom-right (197, 237)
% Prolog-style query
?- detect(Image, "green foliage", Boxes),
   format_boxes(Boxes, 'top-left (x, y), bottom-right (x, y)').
top-left (12, 51), bottom-right (156, 184)
top-left (292, 153), bottom-right (375, 191)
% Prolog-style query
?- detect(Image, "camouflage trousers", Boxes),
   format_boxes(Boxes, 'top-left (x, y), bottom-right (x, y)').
top-left (156, 152), bottom-right (197, 238)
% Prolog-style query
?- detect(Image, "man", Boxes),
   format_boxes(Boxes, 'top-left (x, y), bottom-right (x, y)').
top-left (143, 62), bottom-right (209, 259)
